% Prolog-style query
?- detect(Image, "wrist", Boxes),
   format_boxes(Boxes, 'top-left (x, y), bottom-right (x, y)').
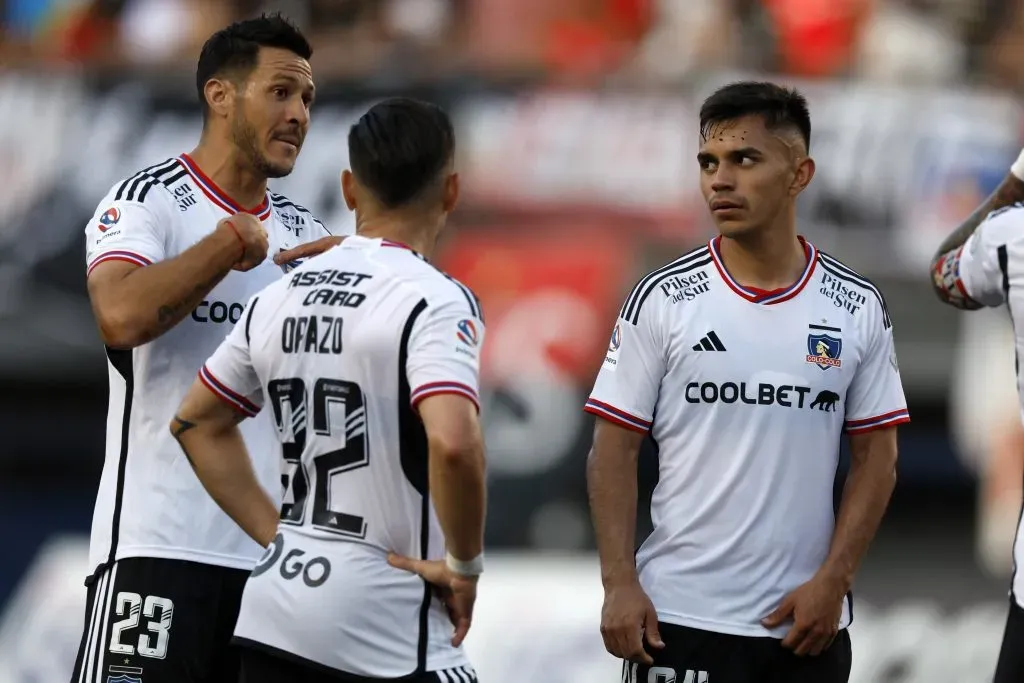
top-left (214, 221), bottom-right (246, 265)
top-left (445, 551), bottom-right (484, 578)
top-left (819, 561), bottom-right (853, 592)
top-left (601, 566), bottom-right (639, 589)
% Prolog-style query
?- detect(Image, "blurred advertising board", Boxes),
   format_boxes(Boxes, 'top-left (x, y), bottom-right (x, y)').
top-left (0, 71), bottom-right (1018, 377)
top-left (0, 537), bottom-right (1010, 683)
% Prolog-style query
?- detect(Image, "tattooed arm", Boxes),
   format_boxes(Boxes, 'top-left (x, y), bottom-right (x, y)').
top-left (930, 173), bottom-right (1024, 309)
top-left (170, 380), bottom-right (278, 548)
top-left (88, 214), bottom-right (268, 349)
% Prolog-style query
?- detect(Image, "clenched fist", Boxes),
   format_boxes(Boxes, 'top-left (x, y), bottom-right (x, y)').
top-left (217, 214), bottom-right (268, 271)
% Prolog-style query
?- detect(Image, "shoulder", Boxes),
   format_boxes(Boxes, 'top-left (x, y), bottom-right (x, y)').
top-left (815, 250), bottom-right (892, 331)
top-left (98, 158), bottom-right (182, 209)
top-left (618, 243), bottom-right (713, 326)
top-left (269, 191), bottom-right (331, 236)
top-left (382, 249), bottom-right (484, 321)
top-left (413, 261), bottom-right (484, 322)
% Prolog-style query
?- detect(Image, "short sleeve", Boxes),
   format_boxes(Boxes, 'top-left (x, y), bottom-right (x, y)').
top-left (844, 308), bottom-right (911, 435)
top-left (944, 208), bottom-right (1018, 308)
top-left (584, 307), bottom-right (665, 434)
top-left (84, 190), bottom-right (168, 277)
top-left (199, 296), bottom-right (264, 417)
top-left (407, 299), bottom-right (484, 412)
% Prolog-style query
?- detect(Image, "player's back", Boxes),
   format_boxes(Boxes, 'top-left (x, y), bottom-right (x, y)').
top-left (232, 235), bottom-right (482, 677)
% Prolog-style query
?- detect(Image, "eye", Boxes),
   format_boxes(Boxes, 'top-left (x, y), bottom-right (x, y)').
top-left (699, 159), bottom-right (717, 173)
top-left (739, 155), bottom-right (756, 166)
top-left (273, 87), bottom-right (288, 99)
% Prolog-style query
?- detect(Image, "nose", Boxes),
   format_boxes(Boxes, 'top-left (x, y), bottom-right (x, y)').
top-left (711, 166), bottom-right (735, 193)
top-left (287, 97), bottom-right (310, 128)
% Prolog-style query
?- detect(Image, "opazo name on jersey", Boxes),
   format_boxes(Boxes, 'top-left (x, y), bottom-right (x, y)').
top-left (282, 315), bottom-right (344, 355)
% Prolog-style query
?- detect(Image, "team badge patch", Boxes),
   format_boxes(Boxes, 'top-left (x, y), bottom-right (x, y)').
top-left (98, 207), bottom-right (121, 232)
top-left (457, 319), bottom-right (479, 347)
top-left (806, 333), bottom-right (842, 370)
top-left (609, 324), bottom-right (621, 352)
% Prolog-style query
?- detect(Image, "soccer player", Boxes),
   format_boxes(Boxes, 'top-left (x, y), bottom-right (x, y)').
top-left (169, 98), bottom-right (486, 683)
top-left (929, 147), bottom-right (1024, 683)
top-left (71, 14), bottom-right (332, 683)
top-left (584, 81), bottom-right (910, 683)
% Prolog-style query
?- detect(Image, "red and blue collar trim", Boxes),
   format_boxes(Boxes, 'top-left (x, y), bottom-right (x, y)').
top-left (178, 153), bottom-right (272, 220)
top-left (709, 235), bottom-right (817, 305)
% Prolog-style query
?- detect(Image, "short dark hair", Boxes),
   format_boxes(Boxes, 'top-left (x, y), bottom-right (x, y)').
top-left (699, 81), bottom-right (811, 151)
top-left (348, 98), bottom-right (456, 209)
top-left (196, 13), bottom-right (312, 119)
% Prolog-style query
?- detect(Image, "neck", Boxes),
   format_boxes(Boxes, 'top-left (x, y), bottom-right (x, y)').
top-left (355, 212), bottom-right (441, 259)
top-left (718, 222), bottom-right (806, 291)
top-left (188, 137), bottom-right (268, 210)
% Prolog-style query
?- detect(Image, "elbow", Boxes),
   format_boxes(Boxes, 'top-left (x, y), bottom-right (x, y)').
top-left (429, 432), bottom-right (484, 471)
top-left (95, 307), bottom-right (150, 349)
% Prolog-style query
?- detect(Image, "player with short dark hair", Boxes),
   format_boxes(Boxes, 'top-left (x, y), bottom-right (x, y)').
top-left (171, 97), bottom-right (485, 683)
top-left (71, 13), bottom-right (331, 683)
top-left (929, 146), bottom-right (1024, 682)
top-left (585, 81), bottom-right (908, 683)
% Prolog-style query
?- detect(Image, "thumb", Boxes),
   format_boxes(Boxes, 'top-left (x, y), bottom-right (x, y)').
top-left (643, 606), bottom-right (665, 649)
top-left (761, 597), bottom-right (795, 628)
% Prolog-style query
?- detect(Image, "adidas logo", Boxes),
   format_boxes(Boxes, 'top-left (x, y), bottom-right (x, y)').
top-left (692, 331), bottom-right (726, 352)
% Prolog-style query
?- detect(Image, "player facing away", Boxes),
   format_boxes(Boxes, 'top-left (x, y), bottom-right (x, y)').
top-left (170, 98), bottom-right (487, 683)
top-left (584, 81), bottom-right (910, 683)
top-left (929, 144), bottom-right (1024, 683)
top-left (71, 14), bottom-right (332, 683)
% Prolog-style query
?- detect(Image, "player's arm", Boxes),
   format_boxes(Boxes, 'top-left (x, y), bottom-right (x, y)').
top-left (169, 298), bottom-right (276, 547)
top-left (583, 302), bottom-right (666, 665)
top-left (930, 157), bottom-right (1024, 308)
top-left (820, 426), bottom-right (898, 592)
top-left (86, 197), bottom-right (268, 349)
top-left (586, 419), bottom-right (645, 588)
top-left (419, 394), bottom-right (486, 564)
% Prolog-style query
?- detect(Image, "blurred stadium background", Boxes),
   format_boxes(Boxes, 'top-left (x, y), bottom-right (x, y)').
top-left (2, 0), bottom-right (1024, 681)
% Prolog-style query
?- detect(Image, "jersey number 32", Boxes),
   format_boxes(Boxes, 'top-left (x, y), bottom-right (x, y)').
top-left (268, 377), bottom-right (370, 538)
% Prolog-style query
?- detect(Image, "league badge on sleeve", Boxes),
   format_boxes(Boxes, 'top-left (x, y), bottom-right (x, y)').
top-left (806, 331), bottom-right (842, 370)
top-left (455, 318), bottom-right (480, 359)
top-left (457, 319), bottom-right (479, 347)
top-left (603, 323), bottom-right (622, 371)
top-left (98, 207), bottom-right (121, 232)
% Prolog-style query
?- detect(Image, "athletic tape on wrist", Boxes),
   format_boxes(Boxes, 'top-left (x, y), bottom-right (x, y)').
top-left (446, 551), bottom-right (484, 577)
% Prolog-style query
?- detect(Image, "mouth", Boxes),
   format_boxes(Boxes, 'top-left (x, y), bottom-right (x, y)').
top-left (273, 134), bottom-right (302, 152)
top-left (710, 199), bottom-right (744, 213)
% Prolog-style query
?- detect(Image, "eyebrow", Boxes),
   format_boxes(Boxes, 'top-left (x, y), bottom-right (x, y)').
top-left (697, 146), bottom-right (764, 162)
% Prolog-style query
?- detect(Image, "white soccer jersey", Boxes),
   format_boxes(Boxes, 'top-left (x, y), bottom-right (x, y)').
top-left (200, 235), bottom-right (484, 678)
top-left (585, 236), bottom-right (910, 638)
top-left (948, 204), bottom-right (1024, 608)
top-left (84, 154), bottom-right (332, 578)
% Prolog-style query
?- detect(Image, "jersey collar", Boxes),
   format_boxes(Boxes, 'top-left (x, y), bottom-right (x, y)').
top-left (178, 153), bottom-right (272, 220)
top-left (709, 235), bottom-right (817, 305)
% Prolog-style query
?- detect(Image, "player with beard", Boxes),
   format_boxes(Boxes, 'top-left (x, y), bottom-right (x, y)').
top-left (71, 14), bottom-right (332, 683)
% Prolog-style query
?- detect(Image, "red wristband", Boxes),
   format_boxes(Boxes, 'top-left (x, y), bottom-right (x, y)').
top-left (224, 220), bottom-right (245, 263)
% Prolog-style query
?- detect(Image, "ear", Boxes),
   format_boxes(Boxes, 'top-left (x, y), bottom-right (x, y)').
top-left (790, 156), bottom-right (816, 197)
top-left (341, 170), bottom-right (357, 211)
top-left (441, 172), bottom-right (459, 214)
top-left (204, 77), bottom-right (236, 120)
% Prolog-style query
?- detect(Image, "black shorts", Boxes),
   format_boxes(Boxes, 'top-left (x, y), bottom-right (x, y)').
top-left (624, 621), bottom-right (851, 683)
top-left (238, 644), bottom-right (479, 683)
top-left (994, 596), bottom-right (1024, 682)
top-left (69, 556), bottom-right (249, 683)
